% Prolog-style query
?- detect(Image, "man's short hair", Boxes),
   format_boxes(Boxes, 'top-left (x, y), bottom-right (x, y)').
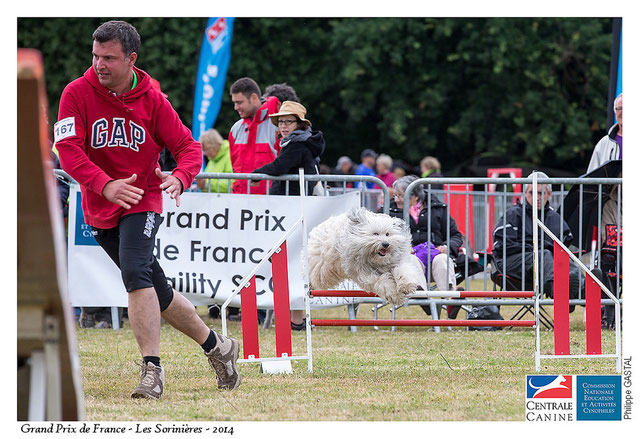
top-left (230, 77), bottom-right (261, 99)
top-left (263, 83), bottom-right (299, 103)
top-left (523, 171), bottom-right (551, 194)
top-left (93, 20), bottom-right (140, 56)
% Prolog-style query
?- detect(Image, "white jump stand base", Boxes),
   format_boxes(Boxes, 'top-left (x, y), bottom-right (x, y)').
top-left (260, 359), bottom-right (293, 374)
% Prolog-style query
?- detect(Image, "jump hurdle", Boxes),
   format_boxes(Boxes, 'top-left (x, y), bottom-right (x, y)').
top-left (221, 169), bottom-right (313, 374)
top-left (310, 290), bottom-right (536, 328)
top-left (535, 221), bottom-right (622, 372)
top-left (531, 174), bottom-right (622, 373)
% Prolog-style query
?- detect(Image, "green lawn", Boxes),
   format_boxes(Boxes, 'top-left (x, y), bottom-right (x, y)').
top-left (76, 299), bottom-right (620, 422)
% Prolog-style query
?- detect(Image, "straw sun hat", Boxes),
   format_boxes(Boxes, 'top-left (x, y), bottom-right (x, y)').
top-left (269, 101), bottom-right (312, 127)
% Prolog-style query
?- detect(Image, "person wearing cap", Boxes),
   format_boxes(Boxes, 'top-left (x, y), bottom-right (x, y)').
top-left (251, 101), bottom-right (325, 196)
top-left (354, 149), bottom-right (378, 189)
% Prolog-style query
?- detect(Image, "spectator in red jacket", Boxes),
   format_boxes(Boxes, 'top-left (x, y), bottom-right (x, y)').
top-left (228, 77), bottom-right (280, 194)
top-left (376, 153), bottom-right (397, 188)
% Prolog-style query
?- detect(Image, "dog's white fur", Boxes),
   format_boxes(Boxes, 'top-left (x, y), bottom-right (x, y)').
top-left (307, 207), bottom-right (426, 305)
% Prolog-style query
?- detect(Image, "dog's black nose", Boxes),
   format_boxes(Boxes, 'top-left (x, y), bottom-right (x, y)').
top-left (381, 242), bottom-right (390, 248)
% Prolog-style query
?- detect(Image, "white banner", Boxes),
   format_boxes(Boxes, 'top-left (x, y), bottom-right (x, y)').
top-left (67, 186), bottom-right (361, 310)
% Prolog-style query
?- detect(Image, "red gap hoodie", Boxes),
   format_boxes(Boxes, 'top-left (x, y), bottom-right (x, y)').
top-left (55, 66), bottom-right (201, 229)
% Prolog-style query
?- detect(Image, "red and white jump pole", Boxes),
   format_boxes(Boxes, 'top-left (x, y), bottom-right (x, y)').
top-left (221, 169), bottom-right (313, 373)
top-left (310, 290), bottom-right (536, 328)
top-left (531, 174), bottom-right (621, 372)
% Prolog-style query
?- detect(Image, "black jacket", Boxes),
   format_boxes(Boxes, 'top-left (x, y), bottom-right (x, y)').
top-left (389, 194), bottom-right (464, 256)
top-left (492, 199), bottom-right (573, 260)
top-left (252, 129), bottom-right (325, 196)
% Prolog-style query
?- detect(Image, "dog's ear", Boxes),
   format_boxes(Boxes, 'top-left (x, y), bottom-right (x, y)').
top-left (346, 207), bottom-right (368, 226)
top-left (391, 217), bottom-right (409, 233)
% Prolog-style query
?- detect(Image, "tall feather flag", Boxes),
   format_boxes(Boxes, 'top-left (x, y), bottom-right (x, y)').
top-left (192, 17), bottom-right (235, 162)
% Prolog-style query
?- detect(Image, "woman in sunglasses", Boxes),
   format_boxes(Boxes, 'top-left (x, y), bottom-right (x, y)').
top-left (251, 101), bottom-right (325, 196)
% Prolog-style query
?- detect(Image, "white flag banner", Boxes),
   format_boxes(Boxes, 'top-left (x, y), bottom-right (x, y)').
top-left (67, 186), bottom-right (361, 310)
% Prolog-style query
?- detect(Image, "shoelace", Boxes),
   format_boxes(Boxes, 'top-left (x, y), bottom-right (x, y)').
top-left (139, 363), bottom-right (158, 387)
top-left (211, 358), bottom-right (226, 379)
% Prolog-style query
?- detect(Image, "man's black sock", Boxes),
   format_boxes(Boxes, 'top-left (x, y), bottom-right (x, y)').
top-left (143, 356), bottom-right (161, 367)
top-left (200, 330), bottom-right (218, 353)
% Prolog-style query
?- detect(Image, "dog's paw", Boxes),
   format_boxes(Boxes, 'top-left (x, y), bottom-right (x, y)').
top-left (396, 280), bottom-right (417, 297)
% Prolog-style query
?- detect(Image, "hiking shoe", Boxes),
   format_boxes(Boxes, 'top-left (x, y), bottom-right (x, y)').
top-left (205, 333), bottom-right (241, 390)
top-left (131, 361), bottom-right (164, 399)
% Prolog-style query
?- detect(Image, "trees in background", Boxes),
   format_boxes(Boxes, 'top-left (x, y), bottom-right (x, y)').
top-left (18, 17), bottom-right (613, 175)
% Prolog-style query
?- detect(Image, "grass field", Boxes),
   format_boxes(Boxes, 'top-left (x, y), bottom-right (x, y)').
top-left (76, 294), bottom-right (620, 422)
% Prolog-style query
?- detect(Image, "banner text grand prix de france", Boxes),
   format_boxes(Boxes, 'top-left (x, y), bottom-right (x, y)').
top-left (68, 187), bottom-right (359, 310)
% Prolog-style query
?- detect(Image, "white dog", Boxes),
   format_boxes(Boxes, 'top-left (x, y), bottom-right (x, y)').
top-left (307, 207), bottom-right (427, 305)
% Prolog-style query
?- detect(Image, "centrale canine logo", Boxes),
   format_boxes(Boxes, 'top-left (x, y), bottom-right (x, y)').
top-left (527, 375), bottom-right (573, 399)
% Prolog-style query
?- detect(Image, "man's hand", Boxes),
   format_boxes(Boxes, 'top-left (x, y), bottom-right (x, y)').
top-left (436, 245), bottom-right (448, 254)
top-left (102, 174), bottom-right (144, 209)
top-left (155, 168), bottom-right (183, 207)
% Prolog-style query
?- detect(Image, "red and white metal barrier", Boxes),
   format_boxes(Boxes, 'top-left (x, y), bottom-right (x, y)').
top-left (534, 222), bottom-right (622, 372)
top-left (531, 173), bottom-right (622, 373)
top-left (310, 289), bottom-right (536, 328)
top-left (313, 319), bottom-right (535, 327)
top-left (310, 290), bottom-right (534, 298)
top-left (221, 169), bottom-right (313, 373)
top-left (221, 227), bottom-right (313, 374)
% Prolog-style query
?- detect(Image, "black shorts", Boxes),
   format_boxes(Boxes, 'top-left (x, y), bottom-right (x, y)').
top-left (91, 212), bottom-right (173, 307)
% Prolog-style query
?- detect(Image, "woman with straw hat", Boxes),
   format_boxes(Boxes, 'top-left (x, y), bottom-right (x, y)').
top-left (251, 101), bottom-right (325, 196)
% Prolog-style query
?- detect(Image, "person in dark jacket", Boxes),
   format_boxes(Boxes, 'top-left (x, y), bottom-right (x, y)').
top-left (252, 101), bottom-right (325, 196)
top-left (251, 100), bottom-right (324, 330)
top-left (492, 171), bottom-right (582, 299)
top-left (389, 176), bottom-right (463, 252)
top-left (389, 175), bottom-right (462, 292)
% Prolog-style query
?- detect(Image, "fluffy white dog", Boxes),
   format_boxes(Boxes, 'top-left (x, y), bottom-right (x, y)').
top-left (307, 207), bottom-right (427, 305)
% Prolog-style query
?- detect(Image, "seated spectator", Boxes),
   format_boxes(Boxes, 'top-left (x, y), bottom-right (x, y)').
top-left (389, 175), bottom-right (461, 294)
top-left (354, 149), bottom-right (378, 189)
top-left (600, 184), bottom-right (622, 329)
top-left (492, 171), bottom-right (583, 303)
top-left (197, 128), bottom-right (234, 193)
top-left (376, 153), bottom-right (397, 188)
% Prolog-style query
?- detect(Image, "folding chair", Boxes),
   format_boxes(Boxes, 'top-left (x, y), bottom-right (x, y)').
top-left (600, 224), bottom-right (622, 329)
top-left (488, 254), bottom-right (554, 329)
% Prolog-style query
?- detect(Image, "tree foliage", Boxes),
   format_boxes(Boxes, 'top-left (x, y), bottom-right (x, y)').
top-left (18, 17), bottom-right (613, 175)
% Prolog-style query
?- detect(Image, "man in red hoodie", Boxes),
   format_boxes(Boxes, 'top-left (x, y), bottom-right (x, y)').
top-left (55, 20), bottom-right (240, 399)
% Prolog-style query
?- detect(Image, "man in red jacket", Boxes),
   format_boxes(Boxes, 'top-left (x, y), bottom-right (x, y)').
top-left (55, 20), bottom-right (240, 399)
top-left (228, 77), bottom-right (280, 194)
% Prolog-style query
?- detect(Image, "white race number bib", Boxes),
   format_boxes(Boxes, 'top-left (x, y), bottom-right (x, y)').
top-left (54, 116), bottom-right (76, 142)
